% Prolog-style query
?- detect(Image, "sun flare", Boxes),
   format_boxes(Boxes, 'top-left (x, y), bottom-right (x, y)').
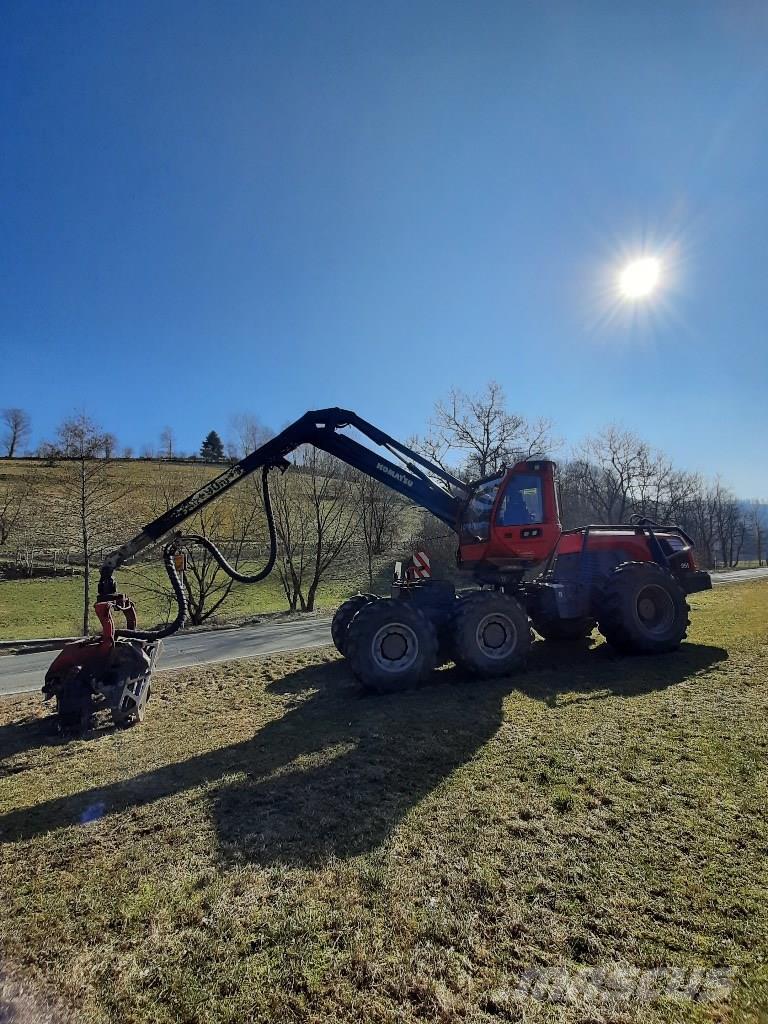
top-left (619, 257), bottom-right (661, 299)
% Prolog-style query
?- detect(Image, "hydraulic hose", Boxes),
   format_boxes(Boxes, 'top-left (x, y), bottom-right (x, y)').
top-left (115, 466), bottom-right (277, 642)
top-left (176, 467), bottom-right (278, 584)
top-left (115, 542), bottom-right (188, 642)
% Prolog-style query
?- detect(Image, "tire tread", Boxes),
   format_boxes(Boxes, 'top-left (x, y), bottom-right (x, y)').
top-left (449, 590), bottom-right (531, 677)
top-left (346, 598), bottom-right (438, 692)
top-left (331, 594), bottom-right (377, 655)
top-left (597, 561), bottom-right (690, 654)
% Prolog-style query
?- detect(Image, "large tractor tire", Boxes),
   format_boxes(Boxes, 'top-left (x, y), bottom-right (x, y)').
top-left (346, 598), bottom-right (438, 693)
top-left (331, 594), bottom-right (378, 656)
top-left (597, 561), bottom-right (690, 654)
top-left (533, 617), bottom-right (595, 643)
top-left (449, 591), bottom-right (531, 677)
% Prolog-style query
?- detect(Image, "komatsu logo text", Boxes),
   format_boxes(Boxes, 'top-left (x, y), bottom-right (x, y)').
top-left (376, 462), bottom-right (413, 487)
top-left (172, 465), bottom-right (248, 519)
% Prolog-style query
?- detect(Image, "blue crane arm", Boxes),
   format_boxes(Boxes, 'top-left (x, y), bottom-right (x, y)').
top-left (100, 408), bottom-right (469, 578)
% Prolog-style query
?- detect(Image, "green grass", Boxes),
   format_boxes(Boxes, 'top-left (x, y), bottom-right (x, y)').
top-left (1, 582), bottom-right (767, 1022)
top-left (0, 533), bottom-right (406, 640)
top-left (0, 572), bottom-right (356, 640)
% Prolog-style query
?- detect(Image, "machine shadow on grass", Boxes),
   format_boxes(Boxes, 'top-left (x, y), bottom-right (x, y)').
top-left (0, 641), bottom-right (727, 863)
top-left (0, 714), bottom-right (64, 766)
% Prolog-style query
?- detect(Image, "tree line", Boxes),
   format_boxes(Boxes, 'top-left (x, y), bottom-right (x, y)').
top-left (0, 388), bottom-right (765, 636)
top-left (1, 407), bottom-right (270, 463)
top-left (408, 383), bottom-right (764, 571)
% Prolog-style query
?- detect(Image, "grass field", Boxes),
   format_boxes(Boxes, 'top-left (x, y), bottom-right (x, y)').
top-left (0, 571), bottom-right (354, 640)
top-left (1, 582), bottom-right (767, 1022)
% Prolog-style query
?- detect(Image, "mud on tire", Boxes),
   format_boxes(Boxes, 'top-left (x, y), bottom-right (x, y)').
top-left (346, 598), bottom-right (438, 692)
top-left (597, 561), bottom-right (690, 654)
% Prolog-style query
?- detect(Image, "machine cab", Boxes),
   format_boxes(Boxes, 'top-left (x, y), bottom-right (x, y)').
top-left (458, 459), bottom-right (561, 574)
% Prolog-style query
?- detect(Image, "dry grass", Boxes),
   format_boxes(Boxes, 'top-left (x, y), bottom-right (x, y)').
top-left (1, 582), bottom-right (767, 1023)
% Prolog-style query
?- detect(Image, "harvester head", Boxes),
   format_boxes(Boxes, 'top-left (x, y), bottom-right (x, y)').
top-left (42, 596), bottom-right (161, 732)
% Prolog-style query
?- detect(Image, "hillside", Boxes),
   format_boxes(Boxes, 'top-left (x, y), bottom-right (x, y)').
top-left (0, 456), bottom-right (428, 639)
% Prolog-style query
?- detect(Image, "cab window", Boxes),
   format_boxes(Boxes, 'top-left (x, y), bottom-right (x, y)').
top-left (497, 474), bottom-right (543, 525)
top-left (460, 478), bottom-right (499, 543)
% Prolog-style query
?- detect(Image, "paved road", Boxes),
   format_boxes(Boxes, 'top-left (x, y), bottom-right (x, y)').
top-left (1, 567), bottom-right (766, 699)
top-left (707, 567), bottom-right (768, 585)
top-left (0, 616), bottom-right (333, 698)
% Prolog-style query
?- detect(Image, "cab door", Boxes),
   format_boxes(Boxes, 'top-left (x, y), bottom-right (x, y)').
top-left (458, 461), bottom-right (561, 570)
top-left (487, 462), bottom-right (561, 566)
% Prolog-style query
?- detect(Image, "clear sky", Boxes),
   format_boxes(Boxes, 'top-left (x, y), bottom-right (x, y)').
top-left (2, 1), bottom-right (767, 496)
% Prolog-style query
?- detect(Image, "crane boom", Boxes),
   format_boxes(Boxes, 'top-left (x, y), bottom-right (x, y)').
top-left (99, 408), bottom-right (469, 592)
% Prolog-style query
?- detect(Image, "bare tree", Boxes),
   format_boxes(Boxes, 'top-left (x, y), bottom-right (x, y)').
top-left (413, 381), bottom-right (553, 479)
top-left (159, 426), bottom-right (175, 460)
top-left (37, 441), bottom-right (59, 467)
top-left (49, 414), bottom-right (131, 634)
top-left (748, 501), bottom-right (766, 567)
top-left (659, 475), bottom-right (746, 569)
top-left (679, 482), bottom-right (722, 569)
top-left (180, 480), bottom-right (265, 625)
top-left (0, 470), bottom-right (35, 545)
top-left (121, 445), bottom-right (134, 459)
top-left (271, 448), bottom-right (359, 611)
top-left (102, 432), bottom-right (118, 459)
top-left (127, 467), bottom-right (268, 625)
top-left (556, 459), bottom-right (596, 529)
top-left (561, 429), bottom-right (712, 558)
top-left (353, 472), bottom-right (406, 589)
top-left (228, 413), bottom-right (274, 459)
top-left (572, 426), bottom-right (650, 523)
top-left (711, 479), bottom-right (746, 567)
top-left (1, 408), bottom-right (31, 457)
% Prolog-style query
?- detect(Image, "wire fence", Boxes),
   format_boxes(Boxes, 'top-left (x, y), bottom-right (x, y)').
top-left (0, 547), bottom-right (82, 578)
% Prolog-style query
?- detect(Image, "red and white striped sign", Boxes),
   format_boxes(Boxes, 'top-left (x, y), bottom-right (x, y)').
top-left (411, 550), bottom-right (432, 579)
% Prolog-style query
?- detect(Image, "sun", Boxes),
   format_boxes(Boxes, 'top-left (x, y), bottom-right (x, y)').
top-left (619, 257), bottom-right (661, 299)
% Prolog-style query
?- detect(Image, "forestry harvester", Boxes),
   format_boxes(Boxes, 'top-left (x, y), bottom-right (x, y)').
top-left (43, 409), bottom-right (711, 730)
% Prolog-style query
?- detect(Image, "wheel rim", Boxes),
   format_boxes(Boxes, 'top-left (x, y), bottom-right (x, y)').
top-left (635, 584), bottom-right (675, 635)
top-left (475, 612), bottom-right (518, 660)
top-left (371, 622), bottom-right (419, 673)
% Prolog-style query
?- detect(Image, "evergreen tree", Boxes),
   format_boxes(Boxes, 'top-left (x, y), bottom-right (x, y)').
top-left (200, 430), bottom-right (224, 461)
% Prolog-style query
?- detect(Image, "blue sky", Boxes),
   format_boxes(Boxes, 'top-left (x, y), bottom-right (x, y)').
top-left (2, 1), bottom-right (767, 496)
